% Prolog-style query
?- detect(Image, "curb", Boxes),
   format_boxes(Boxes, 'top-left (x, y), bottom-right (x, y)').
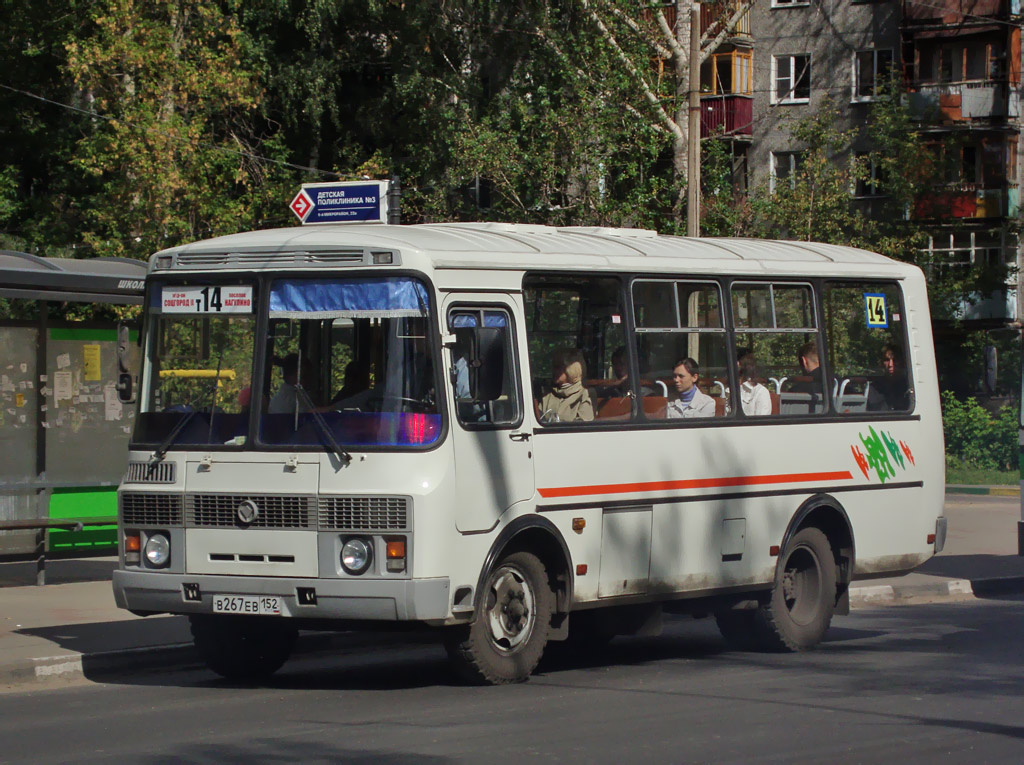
top-left (850, 575), bottom-right (1024, 608)
top-left (945, 485), bottom-right (1020, 497)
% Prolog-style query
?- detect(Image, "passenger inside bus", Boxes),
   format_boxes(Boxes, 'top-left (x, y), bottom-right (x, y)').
top-left (867, 344), bottom-right (911, 411)
top-left (784, 341), bottom-right (827, 413)
top-left (539, 349), bottom-right (594, 423)
top-left (327, 359), bottom-right (372, 410)
top-left (738, 349), bottom-right (772, 416)
top-left (268, 353), bottom-right (314, 414)
top-left (666, 357), bottom-right (716, 419)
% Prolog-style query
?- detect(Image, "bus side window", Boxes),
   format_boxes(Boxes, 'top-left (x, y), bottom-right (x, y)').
top-left (824, 282), bottom-right (914, 414)
top-left (524, 275), bottom-right (628, 425)
top-left (632, 279), bottom-right (729, 421)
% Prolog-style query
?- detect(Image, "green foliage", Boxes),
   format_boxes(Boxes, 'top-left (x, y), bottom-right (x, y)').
top-left (750, 101), bottom-right (869, 245)
top-left (940, 390), bottom-right (1017, 471)
top-left (63, 0), bottom-right (294, 259)
top-left (944, 464), bottom-right (1018, 486)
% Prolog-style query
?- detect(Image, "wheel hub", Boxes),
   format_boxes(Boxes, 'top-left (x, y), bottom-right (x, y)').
top-left (486, 566), bottom-right (535, 652)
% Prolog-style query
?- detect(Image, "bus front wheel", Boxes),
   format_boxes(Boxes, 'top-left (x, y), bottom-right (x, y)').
top-left (189, 614), bottom-right (297, 681)
top-left (754, 526), bottom-right (837, 651)
top-left (445, 551), bottom-right (553, 684)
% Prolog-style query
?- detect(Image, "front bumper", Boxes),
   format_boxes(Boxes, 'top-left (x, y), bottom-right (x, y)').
top-left (112, 570), bottom-right (451, 622)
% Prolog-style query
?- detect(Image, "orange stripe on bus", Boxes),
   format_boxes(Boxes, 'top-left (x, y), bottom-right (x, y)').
top-left (537, 471), bottom-right (855, 499)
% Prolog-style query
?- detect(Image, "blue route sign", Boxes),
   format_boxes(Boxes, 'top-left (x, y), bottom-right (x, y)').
top-left (290, 180), bottom-right (390, 224)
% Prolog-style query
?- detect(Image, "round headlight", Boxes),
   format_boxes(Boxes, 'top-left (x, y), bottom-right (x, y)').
top-left (341, 538), bottom-right (373, 575)
top-left (144, 533), bottom-right (171, 567)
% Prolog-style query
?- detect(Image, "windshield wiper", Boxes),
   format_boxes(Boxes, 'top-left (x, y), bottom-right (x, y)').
top-left (294, 384), bottom-right (352, 467)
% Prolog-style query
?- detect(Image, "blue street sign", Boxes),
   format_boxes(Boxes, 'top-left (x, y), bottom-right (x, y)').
top-left (290, 180), bottom-right (390, 224)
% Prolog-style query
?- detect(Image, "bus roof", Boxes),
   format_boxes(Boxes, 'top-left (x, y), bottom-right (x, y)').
top-left (151, 222), bottom-right (917, 277)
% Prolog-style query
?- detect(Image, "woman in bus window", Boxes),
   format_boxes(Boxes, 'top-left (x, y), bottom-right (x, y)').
top-left (539, 349), bottom-right (595, 423)
top-left (738, 350), bottom-right (771, 416)
top-left (667, 358), bottom-right (715, 419)
top-left (867, 344), bottom-right (911, 411)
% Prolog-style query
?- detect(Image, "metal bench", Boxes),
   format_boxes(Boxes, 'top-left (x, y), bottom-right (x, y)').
top-left (0, 517), bottom-right (118, 585)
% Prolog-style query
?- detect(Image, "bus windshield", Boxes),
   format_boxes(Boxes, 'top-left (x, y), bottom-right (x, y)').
top-left (259, 275), bottom-right (441, 448)
top-left (132, 275), bottom-right (442, 451)
top-left (134, 282), bottom-right (258, 448)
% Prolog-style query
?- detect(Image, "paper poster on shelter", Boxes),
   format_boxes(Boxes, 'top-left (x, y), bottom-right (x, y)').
top-left (104, 385), bottom-right (122, 421)
top-left (54, 370), bottom-right (73, 404)
top-left (83, 344), bottom-right (102, 381)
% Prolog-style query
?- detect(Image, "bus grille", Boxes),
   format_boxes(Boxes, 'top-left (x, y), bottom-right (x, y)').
top-left (120, 493), bottom-right (183, 526)
top-left (318, 496), bottom-right (410, 531)
top-left (186, 494), bottom-right (316, 529)
top-left (124, 461), bottom-right (176, 484)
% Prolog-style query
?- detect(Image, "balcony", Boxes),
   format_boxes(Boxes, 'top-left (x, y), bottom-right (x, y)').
top-left (914, 186), bottom-right (1020, 219)
top-left (907, 81), bottom-right (1017, 122)
top-left (701, 0), bottom-right (751, 39)
top-left (700, 94), bottom-right (752, 137)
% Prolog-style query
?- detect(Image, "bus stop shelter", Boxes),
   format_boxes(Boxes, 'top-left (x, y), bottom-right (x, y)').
top-left (0, 250), bottom-right (145, 562)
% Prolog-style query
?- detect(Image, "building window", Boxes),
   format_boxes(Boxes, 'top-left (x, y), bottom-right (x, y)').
top-left (854, 153), bottom-right (886, 197)
top-left (771, 151), bottom-right (804, 193)
top-left (773, 55), bottom-right (811, 103)
top-left (853, 49), bottom-right (893, 101)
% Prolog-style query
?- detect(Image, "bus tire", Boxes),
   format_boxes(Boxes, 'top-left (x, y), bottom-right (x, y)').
top-left (754, 526), bottom-right (836, 652)
top-left (189, 614), bottom-right (297, 681)
top-left (445, 551), bottom-right (553, 685)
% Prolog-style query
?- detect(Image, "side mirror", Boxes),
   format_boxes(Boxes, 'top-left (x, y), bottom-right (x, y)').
top-left (116, 372), bottom-right (134, 404)
top-left (116, 323), bottom-right (136, 403)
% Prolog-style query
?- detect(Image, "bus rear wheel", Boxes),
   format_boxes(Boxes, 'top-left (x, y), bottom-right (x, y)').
top-left (189, 614), bottom-right (297, 681)
top-left (754, 526), bottom-right (837, 652)
top-left (445, 551), bottom-right (553, 685)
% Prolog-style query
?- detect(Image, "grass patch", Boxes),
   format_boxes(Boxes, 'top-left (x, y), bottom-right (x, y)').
top-left (945, 464), bottom-right (1018, 486)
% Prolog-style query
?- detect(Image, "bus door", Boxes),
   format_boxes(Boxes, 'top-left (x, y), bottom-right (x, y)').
top-left (443, 295), bottom-right (535, 533)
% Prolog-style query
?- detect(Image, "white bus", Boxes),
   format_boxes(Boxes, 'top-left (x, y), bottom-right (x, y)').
top-left (113, 223), bottom-right (946, 684)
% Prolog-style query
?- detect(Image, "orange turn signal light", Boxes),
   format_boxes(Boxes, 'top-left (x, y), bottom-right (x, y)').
top-left (386, 539), bottom-right (406, 559)
top-left (572, 518), bottom-right (586, 533)
top-left (125, 534), bottom-right (141, 552)
top-left (769, 545), bottom-right (780, 557)
top-left (576, 564), bottom-right (588, 576)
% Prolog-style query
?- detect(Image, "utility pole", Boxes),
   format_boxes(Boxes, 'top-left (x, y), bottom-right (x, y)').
top-left (687, 1), bottom-right (701, 237)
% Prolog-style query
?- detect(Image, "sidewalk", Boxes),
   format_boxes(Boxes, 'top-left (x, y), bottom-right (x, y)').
top-left (1, 491), bottom-right (1022, 692)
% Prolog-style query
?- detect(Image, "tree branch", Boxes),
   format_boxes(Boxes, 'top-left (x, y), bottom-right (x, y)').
top-left (700, 1), bottom-right (754, 64)
top-left (579, 0), bottom-right (683, 139)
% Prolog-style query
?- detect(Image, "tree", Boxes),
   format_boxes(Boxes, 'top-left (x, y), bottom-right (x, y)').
top-left (64, 0), bottom-right (292, 258)
top-left (750, 100), bottom-right (870, 245)
top-left (534, 0), bottom-right (753, 229)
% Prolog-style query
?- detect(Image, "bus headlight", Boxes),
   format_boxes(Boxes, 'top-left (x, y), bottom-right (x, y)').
top-left (144, 533), bottom-right (171, 568)
top-left (341, 537), bottom-right (373, 575)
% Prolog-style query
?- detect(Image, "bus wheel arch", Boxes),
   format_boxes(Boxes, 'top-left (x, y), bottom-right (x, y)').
top-left (445, 517), bottom-right (572, 685)
top-left (475, 516), bottom-right (573, 621)
top-left (781, 494), bottom-right (856, 606)
top-left (750, 495), bottom-right (855, 652)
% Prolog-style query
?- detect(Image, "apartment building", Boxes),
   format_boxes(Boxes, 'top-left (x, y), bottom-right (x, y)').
top-left (728, 0), bottom-right (1021, 322)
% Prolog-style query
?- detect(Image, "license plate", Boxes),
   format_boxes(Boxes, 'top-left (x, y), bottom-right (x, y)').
top-left (212, 595), bottom-right (281, 615)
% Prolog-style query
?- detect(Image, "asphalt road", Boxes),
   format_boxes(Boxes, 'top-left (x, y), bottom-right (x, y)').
top-left (0, 595), bottom-right (1022, 763)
